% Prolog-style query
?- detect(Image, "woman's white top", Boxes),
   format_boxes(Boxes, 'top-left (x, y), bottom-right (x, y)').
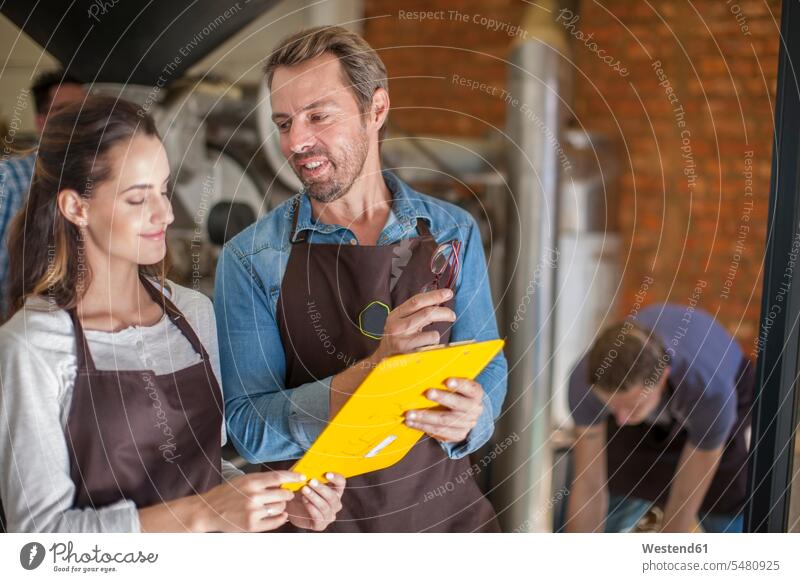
top-left (0, 280), bottom-right (244, 532)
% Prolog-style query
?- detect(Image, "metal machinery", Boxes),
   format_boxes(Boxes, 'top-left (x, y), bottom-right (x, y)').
top-left (1, 0), bottom-right (293, 295)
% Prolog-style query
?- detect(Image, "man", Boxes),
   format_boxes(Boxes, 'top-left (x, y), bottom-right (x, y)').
top-left (214, 26), bottom-right (507, 532)
top-left (564, 303), bottom-right (754, 533)
top-left (0, 70), bottom-right (84, 315)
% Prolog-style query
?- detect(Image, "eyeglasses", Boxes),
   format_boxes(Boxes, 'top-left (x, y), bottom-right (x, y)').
top-left (421, 239), bottom-right (462, 293)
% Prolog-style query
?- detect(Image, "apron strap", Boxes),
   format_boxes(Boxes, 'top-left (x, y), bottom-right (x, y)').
top-left (290, 197), bottom-right (307, 244)
top-left (139, 274), bottom-right (213, 363)
top-left (414, 217), bottom-right (432, 238)
top-left (67, 308), bottom-right (97, 374)
top-left (68, 275), bottom-right (214, 375)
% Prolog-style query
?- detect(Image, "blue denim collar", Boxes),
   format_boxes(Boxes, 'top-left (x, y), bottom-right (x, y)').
top-left (288, 170), bottom-right (432, 242)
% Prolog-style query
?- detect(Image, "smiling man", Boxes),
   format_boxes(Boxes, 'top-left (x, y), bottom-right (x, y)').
top-left (213, 26), bottom-right (507, 532)
top-left (564, 303), bottom-right (754, 533)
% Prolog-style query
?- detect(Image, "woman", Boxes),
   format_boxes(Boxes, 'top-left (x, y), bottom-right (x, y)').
top-left (0, 96), bottom-right (345, 532)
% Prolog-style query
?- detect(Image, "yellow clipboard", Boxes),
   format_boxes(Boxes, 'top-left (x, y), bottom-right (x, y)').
top-left (282, 338), bottom-right (505, 491)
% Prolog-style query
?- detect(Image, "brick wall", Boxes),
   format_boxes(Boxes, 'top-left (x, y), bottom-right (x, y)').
top-left (364, 0), bottom-right (526, 136)
top-left (364, 0), bottom-right (781, 352)
top-left (568, 0), bottom-right (779, 353)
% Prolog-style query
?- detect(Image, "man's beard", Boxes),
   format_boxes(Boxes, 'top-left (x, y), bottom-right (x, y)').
top-left (291, 128), bottom-right (370, 203)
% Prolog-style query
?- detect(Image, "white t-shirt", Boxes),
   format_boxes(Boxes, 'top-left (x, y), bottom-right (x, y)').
top-left (0, 280), bottom-right (243, 532)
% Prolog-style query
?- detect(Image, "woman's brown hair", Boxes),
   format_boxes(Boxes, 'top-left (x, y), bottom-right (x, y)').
top-left (5, 95), bottom-right (168, 318)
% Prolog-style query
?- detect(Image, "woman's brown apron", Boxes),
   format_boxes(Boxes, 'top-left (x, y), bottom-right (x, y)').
top-left (65, 276), bottom-right (223, 510)
top-left (605, 356), bottom-right (755, 516)
top-left (272, 203), bottom-right (499, 532)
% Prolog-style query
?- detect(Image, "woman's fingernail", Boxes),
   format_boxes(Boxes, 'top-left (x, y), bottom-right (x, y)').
top-left (310, 479), bottom-right (319, 487)
top-left (302, 486), bottom-right (310, 494)
top-left (428, 389), bottom-right (438, 400)
top-left (447, 379), bottom-right (458, 388)
top-left (325, 472), bottom-right (335, 480)
top-left (299, 474), bottom-right (307, 481)
top-left (445, 289), bottom-right (453, 299)
top-left (407, 411), bottom-right (416, 420)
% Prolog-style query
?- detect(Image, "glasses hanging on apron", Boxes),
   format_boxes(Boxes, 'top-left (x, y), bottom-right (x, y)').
top-left (421, 239), bottom-right (462, 293)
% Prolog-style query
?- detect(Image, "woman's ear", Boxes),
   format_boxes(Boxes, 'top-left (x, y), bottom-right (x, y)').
top-left (57, 189), bottom-right (89, 228)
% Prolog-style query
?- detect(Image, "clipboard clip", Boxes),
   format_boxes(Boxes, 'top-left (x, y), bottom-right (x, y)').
top-left (414, 339), bottom-right (476, 352)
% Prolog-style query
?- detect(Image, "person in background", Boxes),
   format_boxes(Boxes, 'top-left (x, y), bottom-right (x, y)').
top-left (0, 70), bottom-right (85, 316)
top-left (0, 96), bottom-right (345, 532)
top-left (215, 26), bottom-right (508, 532)
top-left (563, 303), bottom-right (754, 533)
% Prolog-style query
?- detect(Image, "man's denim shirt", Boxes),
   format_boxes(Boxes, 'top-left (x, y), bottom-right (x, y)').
top-left (0, 151), bottom-right (36, 315)
top-left (214, 170), bottom-right (508, 463)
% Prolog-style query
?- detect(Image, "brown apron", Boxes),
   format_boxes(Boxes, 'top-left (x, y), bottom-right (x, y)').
top-left (65, 276), bottom-right (223, 510)
top-left (272, 200), bottom-right (499, 532)
top-left (605, 356), bottom-right (755, 516)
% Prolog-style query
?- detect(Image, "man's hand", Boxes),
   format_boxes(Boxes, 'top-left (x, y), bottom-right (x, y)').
top-left (661, 444), bottom-right (723, 532)
top-left (286, 473), bottom-right (346, 532)
top-left (330, 288), bottom-right (455, 417)
top-left (565, 424), bottom-right (608, 533)
top-left (373, 288), bottom-right (455, 360)
top-left (404, 377), bottom-right (484, 443)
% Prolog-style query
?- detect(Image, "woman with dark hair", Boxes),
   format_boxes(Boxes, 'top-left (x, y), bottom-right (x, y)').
top-left (0, 96), bottom-right (345, 532)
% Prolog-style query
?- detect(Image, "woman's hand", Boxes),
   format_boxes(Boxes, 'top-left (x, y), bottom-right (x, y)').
top-left (195, 471), bottom-right (305, 532)
top-left (286, 473), bottom-right (346, 531)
